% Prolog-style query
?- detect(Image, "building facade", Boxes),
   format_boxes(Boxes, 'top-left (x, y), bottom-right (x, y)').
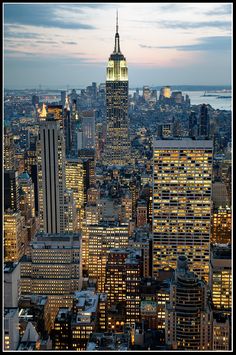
top-left (165, 256), bottom-right (212, 350)
top-left (37, 119), bottom-right (66, 234)
top-left (152, 138), bottom-right (213, 282)
top-left (210, 244), bottom-right (232, 313)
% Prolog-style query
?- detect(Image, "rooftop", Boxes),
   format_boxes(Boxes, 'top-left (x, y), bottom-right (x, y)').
top-left (4, 307), bottom-right (18, 318)
top-left (31, 232), bottom-right (81, 249)
top-left (4, 261), bottom-right (19, 273)
top-left (56, 308), bottom-right (71, 321)
top-left (87, 332), bottom-right (129, 351)
top-left (74, 291), bottom-right (99, 317)
top-left (212, 243), bottom-right (231, 259)
top-left (153, 137), bottom-right (213, 149)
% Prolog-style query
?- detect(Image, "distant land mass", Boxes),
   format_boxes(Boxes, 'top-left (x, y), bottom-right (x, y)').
top-left (5, 85), bottom-right (231, 92)
top-left (130, 85), bottom-right (232, 91)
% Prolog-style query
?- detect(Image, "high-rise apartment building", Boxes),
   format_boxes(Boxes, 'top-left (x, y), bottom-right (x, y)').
top-left (104, 14), bottom-right (130, 166)
top-left (152, 138), bottom-right (213, 282)
top-left (37, 119), bottom-right (66, 234)
top-left (165, 256), bottom-right (212, 350)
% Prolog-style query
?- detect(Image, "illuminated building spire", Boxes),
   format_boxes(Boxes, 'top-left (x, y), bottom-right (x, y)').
top-left (114, 10), bottom-right (121, 53)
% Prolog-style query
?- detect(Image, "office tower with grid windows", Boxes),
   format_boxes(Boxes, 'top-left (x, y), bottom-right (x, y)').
top-left (152, 138), bottom-right (213, 282)
top-left (104, 13), bottom-right (130, 166)
top-left (86, 222), bottom-right (129, 291)
top-left (4, 210), bottom-right (27, 263)
top-left (37, 119), bottom-right (66, 234)
top-left (210, 244), bottom-right (231, 314)
top-left (20, 232), bottom-right (82, 329)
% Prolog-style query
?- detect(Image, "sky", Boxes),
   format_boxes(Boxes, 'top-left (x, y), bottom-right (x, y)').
top-left (3, 2), bottom-right (232, 89)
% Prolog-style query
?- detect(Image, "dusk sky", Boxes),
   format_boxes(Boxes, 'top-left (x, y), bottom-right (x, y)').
top-left (4, 2), bottom-right (232, 89)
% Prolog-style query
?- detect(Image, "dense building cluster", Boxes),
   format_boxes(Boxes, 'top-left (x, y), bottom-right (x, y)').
top-left (4, 17), bottom-right (231, 351)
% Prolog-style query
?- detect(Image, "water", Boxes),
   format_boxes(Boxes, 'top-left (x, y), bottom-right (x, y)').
top-left (182, 91), bottom-right (231, 111)
top-left (129, 90), bottom-right (232, 111)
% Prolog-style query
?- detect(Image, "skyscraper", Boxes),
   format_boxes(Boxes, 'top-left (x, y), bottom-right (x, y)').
top-left (105, 248), bottom-right (142, 326)
top-left (65, 158), bottom-right (85, 230)
top-left (18, 172), bottom-right (35, 218)
top-left (189, 111), bottom-right (198, 138)
top-left (87, 222), bottom-right (129, 291)
top-left (37, 119), bottom-right (66, 234)
top-left (60, 91), bottom-right (67, 108)
top-left (64, 107), bottom-right (72, 157)
top-left (210, 244), bottom-right (232, 314)
top-left (165, 256), bottom-right (212, 350)
top-left (104, 12), bottom-right (130, 166)
top-left (81, 110), bottom-right (96, 149)
top-left (198, 104), bottom-right (210, 139)
top-left (4, 127), bottom-right (16, 170)
top-left (4, 211), bottom-right (26, 262)
top-left (4, 170), bottom-right (20, 212)
top-left (152, 138), bottom-right (213, 282)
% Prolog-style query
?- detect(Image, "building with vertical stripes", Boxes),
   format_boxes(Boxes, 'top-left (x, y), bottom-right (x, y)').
top-left (37, 119), bottom-right (65, 234)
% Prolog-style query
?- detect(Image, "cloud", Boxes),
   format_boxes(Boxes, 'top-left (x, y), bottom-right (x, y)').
top-left (158, 3), bottom-right (195, 12)
top-left (4, 49), bottom-right (37, 57)
top-left (62, 41), bottom-right (77, 45)
top-left (4, 29), bottom-right (42, 39)
top-left (158, 20), bottom-right (231, 30)
top-left (35, 40), bottom-right (58, 44)
top-left (4, 4), bottom-right (96, 30)
top-left (205, 4), bottom-right (232, 16)
top-left (140, 36), bottom-right (231, 51)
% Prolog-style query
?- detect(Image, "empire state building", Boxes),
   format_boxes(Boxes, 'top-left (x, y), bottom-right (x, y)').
top-left (104, 13), bottom-right (130, 166)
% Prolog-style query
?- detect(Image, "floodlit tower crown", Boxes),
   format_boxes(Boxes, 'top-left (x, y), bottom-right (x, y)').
top-left (106, 10), bottom-right (128, 82)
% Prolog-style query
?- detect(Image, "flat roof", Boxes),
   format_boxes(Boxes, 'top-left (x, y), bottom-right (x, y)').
top-left (4, 262), bottom-right (19, 273)
top-left (153, 137), bottom-right (213, 149)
